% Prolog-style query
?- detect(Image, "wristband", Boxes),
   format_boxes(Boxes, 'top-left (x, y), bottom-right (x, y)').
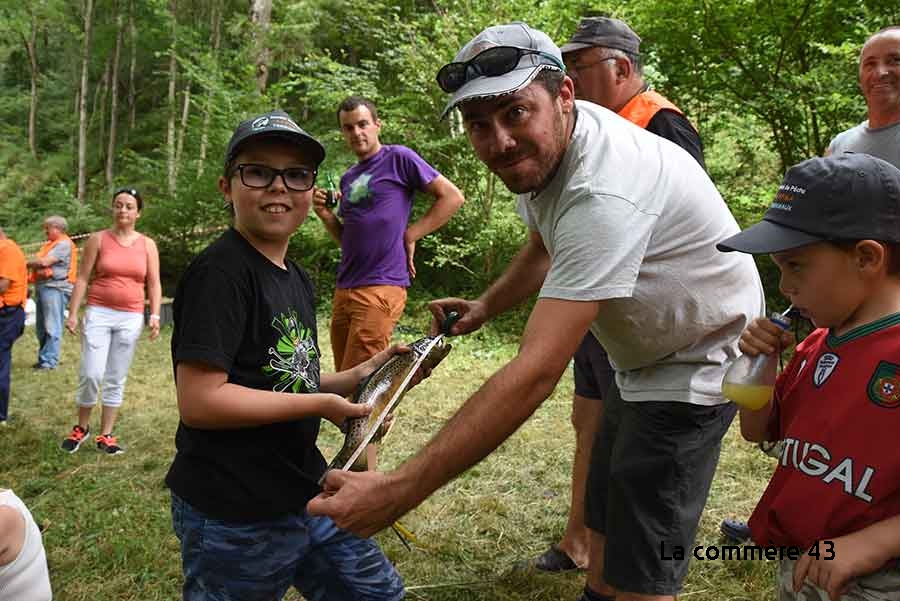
top-left (149, 314), bottom-right (160, 322)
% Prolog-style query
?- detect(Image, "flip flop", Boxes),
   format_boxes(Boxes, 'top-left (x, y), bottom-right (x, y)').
top-left (514, 544), bottom-right (582, 572)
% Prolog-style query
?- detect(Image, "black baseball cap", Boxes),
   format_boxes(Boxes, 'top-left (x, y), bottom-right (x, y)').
top-left (224, 110), bottom-right (326, 170)
top-left (717, 153), bottom-right (900, 254)
top-left (560, 17), bottom-right (641, 55)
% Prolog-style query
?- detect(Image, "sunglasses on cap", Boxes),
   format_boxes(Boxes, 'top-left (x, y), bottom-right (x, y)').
top-left (436, 46), bottom-right (565, 93)
top-left (113, 187), bottom-right (141, 200)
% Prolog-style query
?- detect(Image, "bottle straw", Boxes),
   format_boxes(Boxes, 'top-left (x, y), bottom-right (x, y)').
top-left (780, 304), bottom-right (793, 318)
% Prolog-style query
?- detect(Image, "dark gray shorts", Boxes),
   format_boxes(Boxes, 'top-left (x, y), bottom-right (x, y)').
top-left (573, 332), bottom-right (614, 400)
top-left (585, 383), bottom-right (736, 596)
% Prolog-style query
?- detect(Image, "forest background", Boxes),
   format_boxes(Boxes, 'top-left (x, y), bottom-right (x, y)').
top-left (2, 0), bottom-right (899, 307)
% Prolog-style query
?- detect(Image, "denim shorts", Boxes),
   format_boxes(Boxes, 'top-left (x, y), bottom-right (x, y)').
top-left (171, 493), bottom-right (404, 601)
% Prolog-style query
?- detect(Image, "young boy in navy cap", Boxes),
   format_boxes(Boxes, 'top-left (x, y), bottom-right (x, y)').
top-left (718, 152), bottom-right (900, 600)
top-left (166, 109), bottom-right (406, 600)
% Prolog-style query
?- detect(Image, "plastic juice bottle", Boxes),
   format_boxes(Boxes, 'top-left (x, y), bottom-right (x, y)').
top-left (722, 308), bottom-right (792, 410)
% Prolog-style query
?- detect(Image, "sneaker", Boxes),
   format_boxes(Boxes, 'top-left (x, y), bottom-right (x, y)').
top-left (61, 425), bottom-right (90, 453)
top-left (720, 518), bottom-right (752, 543)
top-left (95, 433), bottom-right (124, 455)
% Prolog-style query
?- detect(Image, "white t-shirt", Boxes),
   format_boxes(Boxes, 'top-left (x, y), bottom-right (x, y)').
top-left (0, 490), bottom-right (52, 601)
top-left (518, 100), bottom-right (765, 405)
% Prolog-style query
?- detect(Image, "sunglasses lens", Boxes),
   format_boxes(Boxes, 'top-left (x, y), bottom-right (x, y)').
top-left (437, 64), bottom-right (467, 92)
top-left (474, 47), bottom-right (522, 77)
top-left (437, 47), bottom-right (543, 93)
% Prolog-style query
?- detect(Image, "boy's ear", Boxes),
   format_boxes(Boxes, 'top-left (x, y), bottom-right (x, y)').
top-left (855, 240), bottom-right (887, 273)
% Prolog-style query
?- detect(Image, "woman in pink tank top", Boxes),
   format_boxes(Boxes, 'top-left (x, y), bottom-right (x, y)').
top-left (61, 187), bottom-right (162, 455)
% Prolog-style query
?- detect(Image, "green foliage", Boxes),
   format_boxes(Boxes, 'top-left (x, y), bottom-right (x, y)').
top-left (0, 0), bottom-right (897, 303)
top-left (626, 0), bottom-right (887, 169)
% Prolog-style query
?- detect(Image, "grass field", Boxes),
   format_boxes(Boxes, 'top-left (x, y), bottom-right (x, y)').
top-left (0, 309), bottom-right (778, 600)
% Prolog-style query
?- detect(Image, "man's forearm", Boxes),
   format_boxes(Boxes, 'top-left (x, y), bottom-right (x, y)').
top-left (318, 212), bottom-right (343, 244)
top-left (391, 296), bottom-right (594, 506)
top-left (395, 351), bottom-right (563, 504)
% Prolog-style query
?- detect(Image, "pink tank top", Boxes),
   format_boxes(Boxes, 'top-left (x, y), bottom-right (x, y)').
top-left (86, 230), bottom-right (148, 314)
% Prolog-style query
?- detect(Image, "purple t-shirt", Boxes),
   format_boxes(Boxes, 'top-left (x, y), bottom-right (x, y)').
top-left (336, 145), bottom-right (439, 288)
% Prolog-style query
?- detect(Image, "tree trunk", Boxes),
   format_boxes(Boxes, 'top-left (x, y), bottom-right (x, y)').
top-left (106, 6), bottom-right (123, 187)
top-left (174, 85), bottom-right (191, 180)
top-left (94, 56), bottom-right (110, 167)
top-left (126, 0), bottom-right (136, 142)
top-left (167, 0), bottom-right (177, 195)
top-left (197, 0), bottom-right (221, 177)
top-left (77, 0), bottom-right (94, 204)
top-left (249, 0), bottom-right (272, 94)
top-left (23, 11), bottom-right (39, 159)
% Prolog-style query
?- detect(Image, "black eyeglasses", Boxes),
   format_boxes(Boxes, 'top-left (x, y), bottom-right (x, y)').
top-left (232, 164), bottom-right (317, 191)
top-left (436, 46), bottom-right (565, 93)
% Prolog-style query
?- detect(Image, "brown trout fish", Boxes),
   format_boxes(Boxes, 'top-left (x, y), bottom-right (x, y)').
top-left (326, 334), bottom-right (452, 473)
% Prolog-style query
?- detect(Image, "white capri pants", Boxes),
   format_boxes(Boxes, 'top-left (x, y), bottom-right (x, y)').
top-left (76, 305), bottom-right (144, 408)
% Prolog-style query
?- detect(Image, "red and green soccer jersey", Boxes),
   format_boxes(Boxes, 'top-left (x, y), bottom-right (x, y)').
top-left (749, 313), bottom-right (900, 549)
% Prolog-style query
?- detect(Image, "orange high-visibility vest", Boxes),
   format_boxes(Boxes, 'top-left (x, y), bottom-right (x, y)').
top-left (29, 235), bottom-right (78, 284)
top-left (617, 90), bottom-right (685, 129)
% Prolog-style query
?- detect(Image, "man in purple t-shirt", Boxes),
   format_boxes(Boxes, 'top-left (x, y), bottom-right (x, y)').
top-left (313, 96), bottom-right (464, 466)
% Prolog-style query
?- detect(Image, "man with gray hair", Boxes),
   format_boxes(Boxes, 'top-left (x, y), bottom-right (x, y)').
top-left (309, 22), bottom-right (764, 601)
top-left (562, 16), bottom-right (704, 165)
top-left (27, 216), bottom-right (77, 370)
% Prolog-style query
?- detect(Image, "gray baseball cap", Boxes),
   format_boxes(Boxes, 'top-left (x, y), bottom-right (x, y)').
top-left (439, 22), bottom-right (565, 119)
top-left (560, 17), bottom-right (641, 55)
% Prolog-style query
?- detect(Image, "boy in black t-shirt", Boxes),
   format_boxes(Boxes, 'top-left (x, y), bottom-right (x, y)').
top-left (166, 110), bottom-right (405, 600)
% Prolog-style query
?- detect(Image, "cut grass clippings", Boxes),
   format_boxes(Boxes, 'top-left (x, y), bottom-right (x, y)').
top-left (1, 310), bottom-right (777, 600)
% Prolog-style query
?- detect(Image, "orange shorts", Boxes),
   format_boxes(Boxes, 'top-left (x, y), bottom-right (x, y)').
top-left (330, 285), bottom-right (407, 372)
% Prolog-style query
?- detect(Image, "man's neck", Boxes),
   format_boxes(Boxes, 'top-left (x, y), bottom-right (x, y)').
top-left (614, 79), bottom-right (649, 113)
top-left (867, 104), bottom-right (900, 129)
top-left (356, 142), bottom-right (383, 162)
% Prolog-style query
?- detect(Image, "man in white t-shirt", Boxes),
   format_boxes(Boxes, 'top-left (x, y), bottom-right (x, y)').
top-left (308, 22), bottom-right (765, 601)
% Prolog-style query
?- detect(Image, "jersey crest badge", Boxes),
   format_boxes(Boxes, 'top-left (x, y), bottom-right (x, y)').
top-left (813, 352), bottom-right (839, 387)
top-left (868, 361), bottom-right (900, 409)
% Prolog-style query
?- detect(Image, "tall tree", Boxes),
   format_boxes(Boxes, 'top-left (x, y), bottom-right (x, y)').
top-left (197, 0), bottom-right (222, 178)
top-left (166, 0), bottom-right (177, 194)
top-left (77, 0), bottom-right (95, 203)
top-left (22, 9), bottom-right (39, 158)
top-left (106, 3), bottom-right (124, 187)
top-left (249, 0), bottom-right (271, 93)
top-left (126, 0), bottom-right (136, 140)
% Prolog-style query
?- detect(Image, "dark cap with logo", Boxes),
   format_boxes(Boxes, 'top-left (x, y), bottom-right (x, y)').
top-left (224, 110), bottom-right (326, 170)
top-left (717, 153), bottom-right (900, 254)
top-left (560, 16), bottom-right (641, 55)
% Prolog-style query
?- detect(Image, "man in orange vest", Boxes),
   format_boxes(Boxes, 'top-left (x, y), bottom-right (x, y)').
top-left (26, 215), bottom-right (77, 370)
top-left (517, 16), bottom-right (708, 576)
top-left (0, 228), bottom-right (28, 425)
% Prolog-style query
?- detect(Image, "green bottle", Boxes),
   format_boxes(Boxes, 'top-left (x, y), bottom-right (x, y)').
top-left (325, 173), bottom-right (338, 208)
